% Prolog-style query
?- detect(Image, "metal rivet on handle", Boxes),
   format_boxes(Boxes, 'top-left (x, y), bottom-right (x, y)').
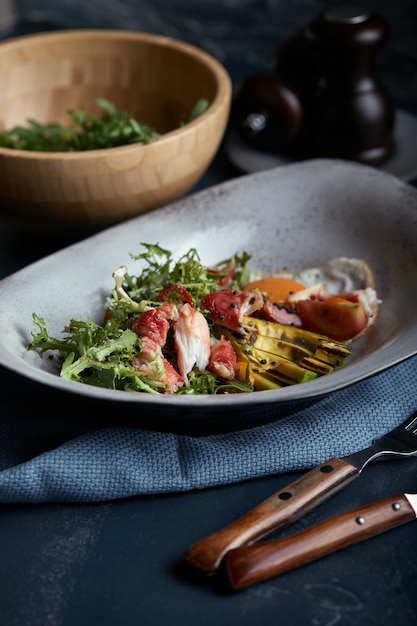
top-left (392, 502), bottom-right (401, 511)
top-left (356, 516), bottom-right (366, 525)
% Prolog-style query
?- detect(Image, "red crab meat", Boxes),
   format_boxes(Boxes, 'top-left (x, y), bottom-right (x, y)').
top-left (132, 336), bottom-right (184, 394)
top-left (200, 289), bottom-right (263, 335)
top-left (208, 336), bottom-right (237, 380)
top-left (132, 308), bottom-right (171, 347)
top-left (262, 300), bottom-right (303, 327)
top-left (131, 304), bottom-right (178, 347)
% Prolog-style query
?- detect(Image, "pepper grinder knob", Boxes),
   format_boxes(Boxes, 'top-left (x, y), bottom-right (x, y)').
top-left (306, 6), bottom-right (395, 165)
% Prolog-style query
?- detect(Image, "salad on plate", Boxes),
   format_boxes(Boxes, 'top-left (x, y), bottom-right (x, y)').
top-left (29, 243), bottom-right (379, 395)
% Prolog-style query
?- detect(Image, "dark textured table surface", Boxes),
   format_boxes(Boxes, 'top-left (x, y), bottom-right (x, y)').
top-left (1, 3), bottom-right (417, 625)
top-left (2, 459), bottom-right (417, 626)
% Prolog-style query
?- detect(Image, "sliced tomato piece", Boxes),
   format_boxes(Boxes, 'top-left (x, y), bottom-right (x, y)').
top-left (156, 284), bottom-right (193, 305)
top-left (297, 299), bottom-right (367, 341)
top-left (337, 291), bottom-right (361, 303)
top-left (324, 296), bottom-right (354, 304)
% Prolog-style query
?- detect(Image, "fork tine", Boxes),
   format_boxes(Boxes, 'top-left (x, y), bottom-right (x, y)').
top-left (401, 411), bottom-right (417, 433)
top-left (369, 410), bottom-right (417, 459)
top-left (389, 410), bottom-right (417, 435)
top-left (380, 411), bottom-right (417, 458)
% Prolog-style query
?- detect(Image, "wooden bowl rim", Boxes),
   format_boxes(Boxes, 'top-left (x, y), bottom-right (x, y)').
top-left (0, 29), bottom-right (232, 161)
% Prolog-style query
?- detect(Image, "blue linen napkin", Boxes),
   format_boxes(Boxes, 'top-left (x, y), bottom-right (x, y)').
top-left (0, 356), bottom-right (417, 503)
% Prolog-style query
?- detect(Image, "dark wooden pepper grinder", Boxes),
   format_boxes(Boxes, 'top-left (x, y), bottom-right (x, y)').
top-left (306, 6), bottom-right (395, 165)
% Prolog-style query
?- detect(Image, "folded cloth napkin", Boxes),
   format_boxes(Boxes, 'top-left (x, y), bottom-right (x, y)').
top-left (0, 356), bottom-right (417, 503)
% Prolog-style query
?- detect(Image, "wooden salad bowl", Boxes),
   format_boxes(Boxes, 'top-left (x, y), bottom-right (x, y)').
top-left (0, 29), bottom-right (231, 227)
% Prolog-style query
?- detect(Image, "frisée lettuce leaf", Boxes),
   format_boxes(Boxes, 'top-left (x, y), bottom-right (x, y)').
top-left (28, 244), bottom-right (254, 395)
top-left (29, 314), bottom-right (167, 393)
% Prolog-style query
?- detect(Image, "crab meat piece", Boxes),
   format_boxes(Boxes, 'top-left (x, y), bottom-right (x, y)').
top-left (131, 303), bottom-right (178, 347)
top-left (200, 289), bottom-right (263, 335)
top-left (208, 336), bottom-right (237, 380)
top-left (174, 303), bottom-right (211, 382)
top-left (262, 300), bottom-right (302, 327)
top-left (132, 335), bottom-right (184, 394)
top-left (131, 304), bottom-right (183, 393)
top-left (132, 308), bottom-right (169, 347)
top-left (157, 302), bottom-right (179, 322)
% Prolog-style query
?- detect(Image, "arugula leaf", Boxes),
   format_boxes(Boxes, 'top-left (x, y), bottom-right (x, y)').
top-left (0, 97), bottom-right (210, 152)
top-left (181, 98), bottom-right (209, 125)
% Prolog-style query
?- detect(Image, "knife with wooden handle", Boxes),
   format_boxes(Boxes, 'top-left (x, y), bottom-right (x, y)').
top-left (224, 493), bottom-right (417, 590)
top-left (184, 458), bottom-right (359, 573)
top-left (183, 411), bottom-right (417, 574)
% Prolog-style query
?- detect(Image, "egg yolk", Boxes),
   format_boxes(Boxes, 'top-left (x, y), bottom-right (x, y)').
top-left (245, 277), bottom-right (306, 303)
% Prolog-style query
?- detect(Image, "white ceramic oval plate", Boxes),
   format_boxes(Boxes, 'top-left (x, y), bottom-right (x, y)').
top-left (0, 159), bottom-right (416, 415)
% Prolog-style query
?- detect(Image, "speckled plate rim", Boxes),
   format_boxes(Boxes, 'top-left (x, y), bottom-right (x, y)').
top-left (0, 158), bottom-right (416, 412)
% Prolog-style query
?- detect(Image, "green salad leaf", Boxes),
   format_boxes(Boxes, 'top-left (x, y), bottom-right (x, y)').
top-left (28, 244), bottom-right (254, 395)
top-left (109, 243), bottom-right (250, 318)
top-left (0, 98), bottom-right (209, 152)
top-left (181, 98), bottom-right (209, 125)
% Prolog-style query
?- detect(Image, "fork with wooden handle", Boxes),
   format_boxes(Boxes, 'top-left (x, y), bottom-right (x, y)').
top-left (183, 411), bottom-right (417, 574)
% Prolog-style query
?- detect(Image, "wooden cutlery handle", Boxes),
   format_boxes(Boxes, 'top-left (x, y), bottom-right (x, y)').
top-left (184, 458), bottom-right (359, 573)
top-left (225, 494), bottom-right (416, 590)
